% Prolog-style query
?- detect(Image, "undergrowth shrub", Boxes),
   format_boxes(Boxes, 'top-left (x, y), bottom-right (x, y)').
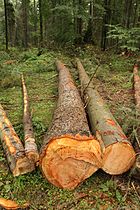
top-left (0, 73), bottom-right (20, 89)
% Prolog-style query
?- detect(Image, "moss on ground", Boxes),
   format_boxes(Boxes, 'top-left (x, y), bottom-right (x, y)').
top-left (0, 47), bottom-right (140, 209)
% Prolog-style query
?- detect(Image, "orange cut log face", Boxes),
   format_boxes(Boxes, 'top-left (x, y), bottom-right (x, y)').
top-left (40, 135), bottom-right (102, 189)
top-left (0, 198), bottom-right (29, 209)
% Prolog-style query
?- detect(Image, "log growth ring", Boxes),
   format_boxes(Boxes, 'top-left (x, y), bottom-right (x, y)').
top-left (102, 142), bottom-right (136, 174)
top-left (40, 135), bottom-right (102, 189)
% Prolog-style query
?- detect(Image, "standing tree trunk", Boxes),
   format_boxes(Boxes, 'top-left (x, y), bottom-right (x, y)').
top-left (4, 0), bottom-right (8, 50)
top-left (21, 74), bottom-right (39, 165)
top-left (40, 60), bottom-right (102, 189)
top-left (39, 0), bottom-right (43, 47)
top-left (84, 1), bottom-right (94, 44)
top-left (126, 0), bottom-right (133, 28)
top-left (131, 64), bottom-right (140, 179)
top-left (101, 0), bottom-right (111, 50)
top-left (33, 0), bottom-right (38, 46)
top-left (75, 0), bottom-right (83, 44)
top-left (22, 0), bottom-right (29, 48)
top-left (0, 104), bottom-right (34, 176)
top-left (76, 59), bottom-right (136, 175)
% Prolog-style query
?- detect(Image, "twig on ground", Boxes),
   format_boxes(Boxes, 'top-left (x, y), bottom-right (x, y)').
top-left (131, 182), bottom-right (140, 201)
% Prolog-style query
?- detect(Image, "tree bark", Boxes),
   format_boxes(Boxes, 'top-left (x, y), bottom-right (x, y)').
top-left (4, 0), bottom-right (8, 50)
top-left (76, 59), bottom-right (136, 175)
top-left (22, 0), bottom-right (29, 48)
top-left (39, 0), bottom-right (43, 47)
top-left (133, 64), bottom-right (140, 110)
top-left (40, 60), bottom-right (102, 189)
top-left (131, 64), bottom-right (140, 179)
top-left (83, 1), bottom-right (94, 44)
top-left (21, 74), bottom-right (39, 165)
top-left (33, 0), bottom-right (37, 46)
top-left (101, 0), bottom-right (111, 50)
top-left (0, 104), bottom-right (35, 176)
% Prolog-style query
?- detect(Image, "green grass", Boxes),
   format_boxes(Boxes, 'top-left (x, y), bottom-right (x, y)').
top-left (0, 47), bottom-right (140, 209)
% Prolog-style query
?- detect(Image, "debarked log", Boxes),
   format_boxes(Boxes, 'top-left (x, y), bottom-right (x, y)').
top-left (40, 60), bottom-right (102, 189)
top-left (131, 64), bottom-right (140, 179)
top-left (21, 74), bottom-right (39, 165)
top-left (76, 58), bottom-right (136, 175)
top-left (0, 104), bottom-right (34, 176)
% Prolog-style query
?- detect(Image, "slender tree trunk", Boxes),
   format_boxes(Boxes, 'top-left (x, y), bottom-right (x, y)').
top-left (75, 0), bottom-right (83, 43)
top-left (133, 0), bottom-right (138, 27)
top-left (4, 0), bottom-right (8, 50)
top-left (123, 0), bottom-right (133, 28)
top-left (22, 0), bottom-right (29, 48)
top-left (21, 74), bottom-right (39, 165)
top-left (40, 60), bottom-right (102, 189)
top-left (77, 0), bottom-right (82, 35)
top-left (101, 0), bottom-right (111, 50)
top-left (83, 1), bottom-right (94, 44)
top-left (33, 0), bottom-right (37, 46)
top-left (131, 64), bottom-right (140, 179)
top-left (39, 0), bottom-right (43, 47)
top-left (126, 0), bottom-right (133, 28)
top-left (101, 0), bottom-right (107, 50)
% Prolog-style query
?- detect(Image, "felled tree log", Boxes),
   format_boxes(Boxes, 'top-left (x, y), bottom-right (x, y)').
top-left (0, 104), bottom-right (34, 176)
top-left (40, 60), bottom-right (102, 189)
top-left (21, 74), bottom-right (39, 165)
top-left (76, 58), bottom-right (136, 175)
top-left (0, 198), bottom-right (29, 209)
top-left (131, 64), bottom-right (140, 179)
top-left (133, 64), bottom-right (140, 110)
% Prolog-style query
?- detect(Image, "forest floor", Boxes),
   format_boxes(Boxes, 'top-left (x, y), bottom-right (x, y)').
top-left (0, 46), bottom-right (140, 210)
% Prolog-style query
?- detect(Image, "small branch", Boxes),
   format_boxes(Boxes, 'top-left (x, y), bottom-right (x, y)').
top-left (81, 64), bottom-right (100, 97)
top-left (131, 182), bottom-right (140, 200)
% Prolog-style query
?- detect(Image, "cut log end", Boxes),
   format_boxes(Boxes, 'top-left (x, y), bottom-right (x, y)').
top-left (40, 135), bottom-right (102, 189)
top-left (13, 156), bottom-right (35, 177)
top-left (0, 198), bottom-right (29, 210)
top-left (102, 142), bottom-right (136, 175)
top-left (26, 151), bottom-right (39, 165)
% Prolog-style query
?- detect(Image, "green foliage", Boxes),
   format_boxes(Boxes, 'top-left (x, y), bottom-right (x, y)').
top-left (1, 73), bottom-right (20, 89)
top-left (0, 50), bottom-right (11, 61)
top-left (107, 25), bottom-right (140, 51)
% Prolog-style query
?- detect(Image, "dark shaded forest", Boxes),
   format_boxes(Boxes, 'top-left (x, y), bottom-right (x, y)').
top-left (1, 0), bottom-right (140, 52)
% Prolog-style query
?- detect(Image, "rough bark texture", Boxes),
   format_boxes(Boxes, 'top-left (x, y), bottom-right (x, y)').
top-left (131, 64), bottom-right (140, 179)
top-left (40, 60), bottom-right (102, 189)
top-left (76, 58), bottom-right (136, 175)
top-left (21, 74), bottom-right (39, 165)
top-left (133, 64), bottom-right (140, 110)
top-left (0, 104), bottom-right (34, 176)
